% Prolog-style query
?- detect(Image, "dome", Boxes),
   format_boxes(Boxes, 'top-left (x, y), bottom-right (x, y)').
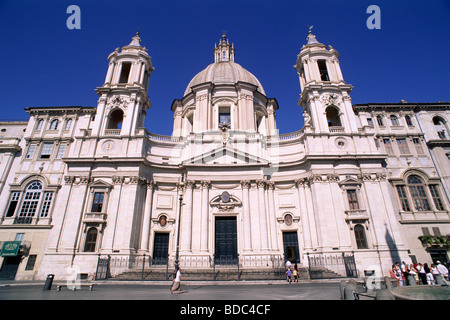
top-left (184, 61), bottom-right (265, 97)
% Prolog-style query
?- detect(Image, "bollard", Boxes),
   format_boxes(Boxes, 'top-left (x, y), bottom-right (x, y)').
top-left (43, 274), bottom-right (54, 290)
top-left (344, 279), bottom-right (357, 300)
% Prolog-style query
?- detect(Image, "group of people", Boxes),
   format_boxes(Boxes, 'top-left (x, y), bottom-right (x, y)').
top-left (391, 260), bottom-right (449, 286)
top-left (285, 260), bottom-right (300, 284)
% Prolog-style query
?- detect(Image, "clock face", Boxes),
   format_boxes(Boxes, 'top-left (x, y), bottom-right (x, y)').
top-left (101, 140), bottom-right (115, 153)
top-left (221, 191), bottom-right (230, 203)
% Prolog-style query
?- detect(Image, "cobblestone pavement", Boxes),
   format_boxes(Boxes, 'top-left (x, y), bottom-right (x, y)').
top-left (0, 280), bottom-right (342, 300)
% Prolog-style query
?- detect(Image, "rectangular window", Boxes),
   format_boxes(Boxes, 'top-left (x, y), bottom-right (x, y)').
top-left (429, 185), bottom-right (444, 211)
top-left (432, 227), bottom-right (441, 236)
top-left (409, 185), bottom-right (431, 211)
top-left (26, 144), bottom-right (37, 159)
top-left (383, 139), bottom-right (393, 154)
top-left (14, 233), bottom-right (25, 243)
top-left (347, 190), bottom-right (359, 210)
top-left (367, 118), bottom-right (374, 128)
top-left (219, 112), bottom-right (231, 125)
top-left (40, 192), bottom-right (54, 217)
top-left (119, 62), bottom-right (132, 83)
top-left (91, 192), bottom-right (104, 213)
top-left (397, 139), bottom-right (410, 154)
top-left (6, 192), bottom-right (21, 217)
top-left (56, 144), bottom-right (67, 159)
top-left (25, 255), bottom-right (37, 271)
top-left (413, 138), bottom-right (424, 154)
top-left (19, 189), bottom-right (41, 218)
top-left (39, 143), bottom-right (53, 159)
top-left (317, 60), bottom-right (329, 81)
top-left (396, 185), bottom-right (410, 211)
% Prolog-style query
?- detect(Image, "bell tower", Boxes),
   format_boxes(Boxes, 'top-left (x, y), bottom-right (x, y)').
top-left (92, 33), bottom-right (154, 138)
top-left (294, 29), bottom-right (358, 133)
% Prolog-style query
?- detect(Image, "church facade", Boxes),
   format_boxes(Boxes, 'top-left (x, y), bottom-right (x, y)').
top-left (0, 32), bottom-right (449, 281)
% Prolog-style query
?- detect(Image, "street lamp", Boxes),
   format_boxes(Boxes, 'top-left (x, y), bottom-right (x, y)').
top-left (174, 174), bottom-right (185, 277)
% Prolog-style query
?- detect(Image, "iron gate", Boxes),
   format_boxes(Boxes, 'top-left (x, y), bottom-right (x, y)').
top-left (307, 252), bottom-right (357, 279)
top-left (95, 255), bottom-right (111, 280)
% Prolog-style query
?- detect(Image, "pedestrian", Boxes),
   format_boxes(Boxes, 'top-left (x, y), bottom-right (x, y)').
top-left (170, 266), bottom-right (184, 294)
top-left (431, 264), bottom-right (439, 282)
top-left (293, 263), bottom-right (299, 283)
top-left (393, 263), bottom-right (403, 286)
top-left (401, 261), bottom-right (410, 285)
top-left (286, 268), bottom-right (292, 284)
top-left (436, 261), bottom-right (449, 281)
top-left (424, 263), bottom-right (434, 285)
top-left (409, 264), bottom-right (418, 285)
top-left (416, 263), bottom-right (427, 285)
top-left (285, 259), bottom-right (292, 271)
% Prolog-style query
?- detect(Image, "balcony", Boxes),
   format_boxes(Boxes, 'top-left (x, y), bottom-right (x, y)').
top-left (329, 126), bottom-right (344, 133)
top-left (344, 209), bottom-right (369, 221)
top-left (83, 213), bottom-right (107, 223)
top-left (104, 129), bottom-right (121, 136)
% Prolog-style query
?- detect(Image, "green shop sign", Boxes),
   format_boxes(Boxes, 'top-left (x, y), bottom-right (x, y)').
top-left (1, 241), bottom-right (21, 257)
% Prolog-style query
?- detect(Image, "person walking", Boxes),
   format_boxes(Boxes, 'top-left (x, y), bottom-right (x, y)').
top-left (170, 267), bottom-right (184, 294)
top-left (293, 263), bottom-right (299, 283)
top-left (286, 268), bottom-right (292, 284)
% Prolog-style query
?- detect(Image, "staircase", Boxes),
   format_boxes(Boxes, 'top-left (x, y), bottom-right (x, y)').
top-left (111, 266), bottom-right (311, 281)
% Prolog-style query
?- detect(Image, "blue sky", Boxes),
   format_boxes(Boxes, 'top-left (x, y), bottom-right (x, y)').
top-left (0, 0), bottom-right (449, 135)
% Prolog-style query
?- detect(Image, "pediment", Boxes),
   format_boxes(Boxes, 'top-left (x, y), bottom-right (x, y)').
top-left (338, 177), bottom-right (360, 186)
top-left (183, 145), bottom-right (268, 166)
top-left (89, 179), bottom-right (113, 189)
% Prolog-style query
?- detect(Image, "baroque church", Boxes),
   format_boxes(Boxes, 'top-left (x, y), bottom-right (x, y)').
top-left (0, 31), bottom-right (449, 281)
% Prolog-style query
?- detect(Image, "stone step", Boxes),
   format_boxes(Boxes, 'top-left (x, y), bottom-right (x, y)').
top-left (112, 267), bottom-right (311, 281)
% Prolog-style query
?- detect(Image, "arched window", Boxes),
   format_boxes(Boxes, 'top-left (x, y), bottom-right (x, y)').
top-left (35, 119), bottom-right (44, 131)
top-left (405, 115), bottom-right (413, 126)
top-left (396, 174), bottom-right (445, 213)
top-left (107, 109), bottom-right (124, 130)
top-left (376, 115), bottom-right (384, 126)
top-left (326, 106), bottom-right (341, 127)
top-left (390, 115), bottom-right (399, 126)
top-left (84, 228), bottom-right (98, 252)
top-left (18, 181), bottom-right (42, 219)
top-left (407, 175), bottom-right (431, 211)
top-left (49, 119), bottom-right (59, 130)
top-left (433, 117), bottom-right (448, 139)
top-left (64, 119), bottom-right (72, 130)
top-left (354, 224), bottom-right (368, 249)
top-left (4, 180), bottom-right (55, 224)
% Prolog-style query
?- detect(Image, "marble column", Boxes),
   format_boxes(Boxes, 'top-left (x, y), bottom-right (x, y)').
top-left (241, 180), bottom-right (252, 250)
top-left (139, 180), bottom-right (154, 253)
top-left (267, 182), bottom-right (278, 250)
top-left (296, 179), bottom-right (312, 250)
top-left (200, 180), bottom-right (210, 251)
top-left (180, 180), bottom-right (194, 251)
top-left (257, 180), bottom-right (269, 250)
